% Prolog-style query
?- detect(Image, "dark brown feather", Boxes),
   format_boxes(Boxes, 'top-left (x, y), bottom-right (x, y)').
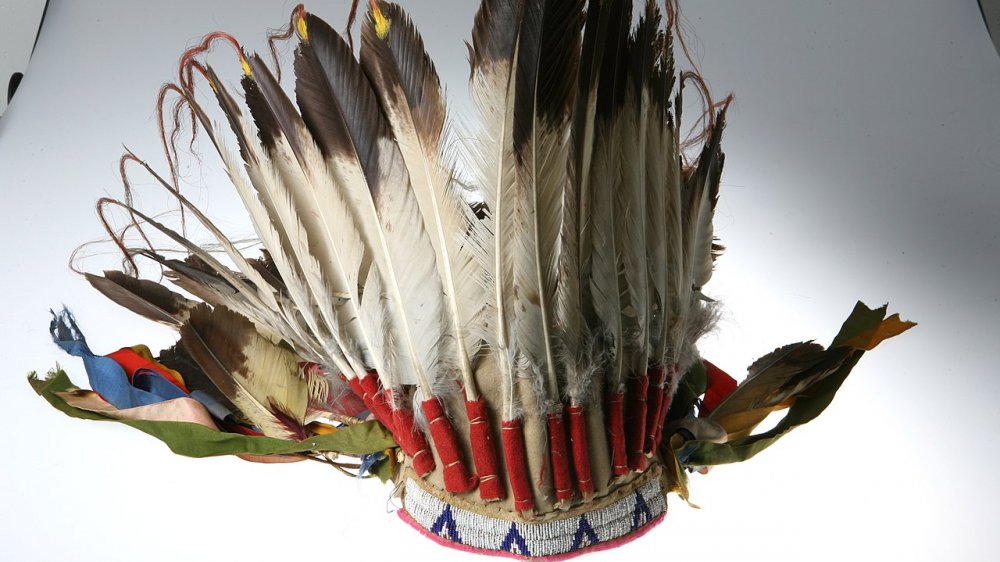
top-left (201, 65), bottom-right (255, 164)
top-left (511, 0), bottom-right (585, 152)
top-left (593, 0), bottom-right (631, 125)
top-left (360, 2), bottom-right (446, 149)
top-left (157, 343), bottom-right (240, 417)
top-left (245, 54), bottom-right (310, 168)
top-left (469, 0), bottom-right (522, 73)
top-left (179, 304), bottom-right (248, 400)
top-left (85, 271), bottom-right (195, 327)
top-left (298, 13), bottom-right (388, 190)
top-left (292, 40), bottom-right (354, 160)
top-left (242, 73), bottom-right (282, 153)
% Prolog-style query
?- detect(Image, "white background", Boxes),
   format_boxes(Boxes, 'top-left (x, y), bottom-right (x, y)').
top-left (0, 0), bottom-right (46, 117)
top-left (1, 1), bottom-right (998, 560)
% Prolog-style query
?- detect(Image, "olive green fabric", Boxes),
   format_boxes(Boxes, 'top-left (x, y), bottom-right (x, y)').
top-left (676, 301), bottom-right (914, 467)
top-left (29, 368), bottom-right (396, 458)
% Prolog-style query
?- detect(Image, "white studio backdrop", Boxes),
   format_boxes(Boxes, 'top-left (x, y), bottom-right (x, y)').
top-left (0, 0), bottom-right (47, 117)
top-left (1, 1), bottom-right (998, 560)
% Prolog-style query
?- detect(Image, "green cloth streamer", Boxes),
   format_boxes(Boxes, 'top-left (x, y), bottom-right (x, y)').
top-left (677, 301), bottom-right (914, 467)
top-left (29, 368), bottom-right (396, 458)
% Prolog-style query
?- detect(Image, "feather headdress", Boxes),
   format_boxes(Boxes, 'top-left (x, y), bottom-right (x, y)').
top-left (33, 1), bottom-right (913, 558)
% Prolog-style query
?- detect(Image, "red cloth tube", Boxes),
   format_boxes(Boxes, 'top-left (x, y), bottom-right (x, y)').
top-left (547, 410), bottom-right (574, 502)
top-left (421, 397), bottom-right (477, 493)
top-left (626, 374), bottom-right (650, 471)
top-left (347, 376), bottom-right (368, 405)
top-left (394, 405), bottom-right (435, 476)
top-left (358, 372), bottom-right (396, 434)
top-left (566, 405), bottom-right (594, 498)
top-left (643, 364), bottom-right (667, 454)
top-left (466, 399), bottom-right (505, 500)
top-left (653, 385), bottom-right (671, 448)
top-left (605, 391), bottom-right (628, 476)
top-left (501, 419), bottom-right (533, 512)
top-left (651, 364), bottom-right (677, 449)
top-left (700, 360), bottom-right (738, 417)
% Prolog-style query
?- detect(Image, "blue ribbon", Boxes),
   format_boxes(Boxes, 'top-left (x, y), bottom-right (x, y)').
top-left (50, 308), bottom-right (186, 409)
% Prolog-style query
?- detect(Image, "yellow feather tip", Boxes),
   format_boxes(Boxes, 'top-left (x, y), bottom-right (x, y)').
top-left (240, 54), bottom-right (252, 77)
top-left (296, 13), bottom-right (309, 41)
top-left (371, 1), bottom-right (391, 39)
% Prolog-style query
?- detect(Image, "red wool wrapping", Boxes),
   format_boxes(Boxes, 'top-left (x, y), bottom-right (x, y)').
top-left (501, 419), bottom-right (534, 512)
top-left (394, 404), bottom-right (435, 476)
top-left (625, 374), bottom-right (650, 471)
top-left (358, 372), bottom-right (397, 434)
top-left (605, 391), bottom-right (628, 476)
top-left (643, 364), bottom-right (667, 454)
top-left (700, 360), bottom-right (738, 417)
top-left (547, 410), bottom-right (574, 502)
top-left (651, 364), bottom-right (677, 449)
top-left (566, 405), bottom-right (594, 498)
top-left (318, 368), bottom-right (366, 418)
top-left (347, 376), bottom-right (368, 407)
top-left (421, 397), bottom-right (477, 493)
top-left (465, 399), bottom-right (505, 500)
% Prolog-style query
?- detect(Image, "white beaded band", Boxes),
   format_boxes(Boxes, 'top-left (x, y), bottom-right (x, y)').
top-left (400, 475), bottom-right (667, 559)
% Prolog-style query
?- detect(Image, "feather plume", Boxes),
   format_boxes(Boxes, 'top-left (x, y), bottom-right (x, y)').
top-left (295, 13), bottom-right (447, 395)
top-left (359, 2), bottom-right (485, 398)
top-left (85, 271), bottom-right (195, 327)
top-left (616, 6), bottom-right (664, 376)
top-left (646, 26), bottom-right (677, 368)
top-left (586, 0), bottom-right (631, 393)
top-left (243, 54), bottom-right (381, 380)
top-left (181, 72), bottom-right (346, 367)
top-left (240, 69), bottom-right (357, 372)
top-left (180, 304), bottom-right (310, 440)
top-left (507, 0), bottom-right (585, 414)
top-left (673, 104), bottom-right (726, 369)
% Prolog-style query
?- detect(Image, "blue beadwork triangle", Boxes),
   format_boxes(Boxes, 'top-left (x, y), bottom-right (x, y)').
top-left (631, 490), bottom-right (653, 530)
top-left (570, 515), bottom-right (600, 551)
top-left (500, 522), bottom-right (530, 556)
top-left (430, 505), bottom-right (462, 543)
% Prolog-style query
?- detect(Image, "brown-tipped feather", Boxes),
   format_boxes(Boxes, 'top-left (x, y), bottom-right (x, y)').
top-left (86, 271), bottom-right (195, 327)
top-left (180, 304), bottom-right (310, 439)
top-left (360, 1), bottom-right (486, 398)
top-left (157, 343), bottom-right (240, 418)
top-left (361, 2), bottom-right (446, 150)
top-left (299, 13), bottom-right (387, 184)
